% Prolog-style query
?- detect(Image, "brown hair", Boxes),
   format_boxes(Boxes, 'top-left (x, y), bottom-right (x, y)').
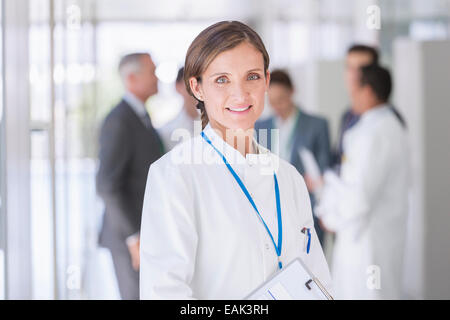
top-left (347, 44), bottom-right (379, 65)
top-left (184, 21), bottom-right (270, 129)
top-left (269, 69), bottom-right (294, 90)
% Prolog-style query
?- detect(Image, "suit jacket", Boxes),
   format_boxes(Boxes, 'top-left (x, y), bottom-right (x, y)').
top-left (255, 109), bottom-right (331, 175)
top-left (96, 99), bottom-right (164, 248)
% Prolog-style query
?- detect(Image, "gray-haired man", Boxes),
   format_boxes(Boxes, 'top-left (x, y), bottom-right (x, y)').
top-left (96, 53), bottom-right (164, 299)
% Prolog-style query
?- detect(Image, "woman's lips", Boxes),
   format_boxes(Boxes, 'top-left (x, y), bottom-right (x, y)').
top-left (226, 105), bottom-right (252, 114)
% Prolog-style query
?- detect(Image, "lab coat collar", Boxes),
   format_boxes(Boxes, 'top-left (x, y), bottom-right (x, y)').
top-left (359, 103), bottom-right (389, 124)
top-left (202, 123), bottom-right (277, 174)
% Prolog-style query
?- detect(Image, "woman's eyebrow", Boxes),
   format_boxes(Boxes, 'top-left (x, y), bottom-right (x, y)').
top-left (209, 72), bottom-right (231, 78)
top-left (209, 68), bottom-right (263, 78)
top-left (247, 68), bottom-right (263, 73)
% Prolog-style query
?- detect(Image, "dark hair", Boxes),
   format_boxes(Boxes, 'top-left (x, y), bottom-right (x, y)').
top-left (269, 69), bottom-right (293, 90)
top-left (359, 64), bottom-right (392, 103)
top-left (184, 21), bottom-right (270, 129)
top-left (348, 44), bottom-right (379, 65)
top-left (176, 67), bottom-right (184, 83)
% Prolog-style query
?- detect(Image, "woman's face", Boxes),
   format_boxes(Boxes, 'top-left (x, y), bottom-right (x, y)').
top-left (190, 41), bottom-right (270, 133)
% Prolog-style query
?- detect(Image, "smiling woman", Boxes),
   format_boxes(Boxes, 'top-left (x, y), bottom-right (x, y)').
top-left (182, 21), bottom-right (271, 157)
top-left (189, 41), bottom-right (269, 156)
top-left (139, 21), bottom-right (332, 300)
top-left (184, 21), bottom-right (269, 132)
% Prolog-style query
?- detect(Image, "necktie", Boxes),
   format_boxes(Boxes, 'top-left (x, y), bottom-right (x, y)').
top-left (141, 112), bottom-right (152, 129)
top-left (141, 112), bottom-right (165, 154)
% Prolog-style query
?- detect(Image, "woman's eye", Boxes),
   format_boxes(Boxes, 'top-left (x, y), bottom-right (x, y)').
top-left (248, 74), bottom-right (260, 80)
top-left (216, 77), bottom-right (228, 84)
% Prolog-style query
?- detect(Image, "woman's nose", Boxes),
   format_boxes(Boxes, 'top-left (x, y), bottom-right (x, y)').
top-left (230, 80), bottom-right (249, 100)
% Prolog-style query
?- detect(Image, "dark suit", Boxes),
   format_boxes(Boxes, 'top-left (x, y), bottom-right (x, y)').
top-left (332, 108), bottom-right (360, 169)
top-left (96, 99), bottom-right (163, 299)
top-left (255, 109), bottom-right (331, 245)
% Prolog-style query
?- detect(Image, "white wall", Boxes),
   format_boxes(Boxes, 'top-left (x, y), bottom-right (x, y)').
top-left (394, 38), bottom-right (450, 299)
top-left (296, 60), bottom-right (348, 146)
top-left (3, 0), bottom-right (32, 299)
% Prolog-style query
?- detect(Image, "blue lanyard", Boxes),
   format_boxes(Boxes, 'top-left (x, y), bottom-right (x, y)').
top-left (201, 131), bottom-right (283, 270)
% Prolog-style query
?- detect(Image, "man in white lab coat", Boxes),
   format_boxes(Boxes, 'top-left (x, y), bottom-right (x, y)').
top-left (315, 64), bottom-right (409, 299)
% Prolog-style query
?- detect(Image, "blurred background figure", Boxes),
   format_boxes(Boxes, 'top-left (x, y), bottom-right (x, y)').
top-left (95, 53), bottom-right (164, 299)
top-left (255, 69), bottom-right (331, 245)
top-left (332, 44), bottom-right (406, 171)
top-left (158, 67), bottom-right (199, 151)
top-left (315, 64), bottom-right (409, 299)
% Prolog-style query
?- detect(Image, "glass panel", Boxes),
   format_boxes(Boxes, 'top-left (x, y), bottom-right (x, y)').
top-left (30, 0), bottom-right (104, 299)
top-left (0, 0), bottom-right (5, 301)
top-left (52, 0), bottom-right (101, 299)
top-left (30, 129), bottom-right (54, 299)
top-left (53, 0), bottom-right (97, 298)
top-left (29, 0), bottom-right (54, 300)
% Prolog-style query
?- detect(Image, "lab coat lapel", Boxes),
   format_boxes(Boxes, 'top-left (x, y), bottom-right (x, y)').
top-left (202, 125), bottom-right (279, 236)
top-left (202, 124), bottom-right (276, 176)
top-left (202, 124), bottom-right (247, 167)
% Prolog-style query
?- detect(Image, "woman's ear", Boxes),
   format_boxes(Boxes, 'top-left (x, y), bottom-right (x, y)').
top-left (189, 77), bottom-right (204, 101)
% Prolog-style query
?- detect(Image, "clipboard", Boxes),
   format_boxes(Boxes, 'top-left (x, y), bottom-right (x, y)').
top-left (245, 258), bottom-right (333, 300)
top-left (298, 148), bottom-right (321, 182)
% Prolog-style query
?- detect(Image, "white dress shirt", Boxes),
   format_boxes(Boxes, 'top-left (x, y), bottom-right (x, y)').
top-left (140, 123), bottom-right (332, 299)
top-left (273, 108), bottom-right (299, 161)
top-left (123, 91), bottom-right (152, 128)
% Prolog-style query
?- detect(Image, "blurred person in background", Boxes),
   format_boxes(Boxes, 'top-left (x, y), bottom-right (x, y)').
top-left (314, 64), bottom-right (410, 299)
top-left (96, 52), bottom-right (164, 299)
top-left (255, 69), bottom-right (331, 246)
top-left (158, 67), bottom-right (200, 151)
top-left (333, 44), bottom-right (405, 171)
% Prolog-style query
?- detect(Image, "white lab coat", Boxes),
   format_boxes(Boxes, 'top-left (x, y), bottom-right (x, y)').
top-left (316, 105), bottom-right (409, 299)
top-left (140, 124), bottom-right (332, 299)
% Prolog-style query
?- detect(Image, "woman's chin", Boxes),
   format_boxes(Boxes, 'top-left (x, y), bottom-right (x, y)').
top-left (224, 116), bottom-right (260, 131)
top-left (224, 121), bottom-right (256, 132)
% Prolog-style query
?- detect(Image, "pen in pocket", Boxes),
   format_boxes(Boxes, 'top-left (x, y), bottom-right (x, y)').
top-left (301, 227), bottom-right (311, 254)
